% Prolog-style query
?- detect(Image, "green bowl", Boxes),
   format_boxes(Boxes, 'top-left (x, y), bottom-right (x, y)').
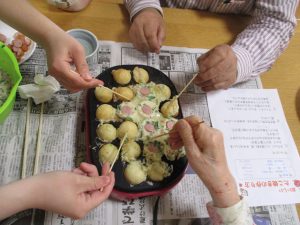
top-left (0, 41), bottom-right (22, 123)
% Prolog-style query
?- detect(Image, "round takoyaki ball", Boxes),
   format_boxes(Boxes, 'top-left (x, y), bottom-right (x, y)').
top-left (99, 143), bottom-right (118, 164)
top-left (96, 104), bottom-right (117, 122)
top-left (154, 84), bottom-right (171, 101)
top-left (94, 86), bottom-right (113, 103)
top-left (114, 87), bottom-right (134, 101)
top-left (112, 68), bottom-right (131, 85)
top-left (147, 161), bottom-right (171, 182)
top-left (121, 141), bottom-right (141, 162)
top-left (133, 66), bottom-right (149, 84)
top-left (124, 161), bottom-right (147, 185)
top-left (117, 121), bottom-right (139, 140)
top-left (161, 98), bottom-right (179, 118)
top-left (96, 123), bottom-right (117, 142)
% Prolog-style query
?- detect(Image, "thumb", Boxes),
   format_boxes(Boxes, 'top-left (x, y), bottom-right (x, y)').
top-left (73, 50), bottom-right (92, 81)
top-left (176, 119), bottom-right (201, 159)
top-left (157, 25), bottom-right (165, 47)
top-left (80, 176), bottom-right (111, 192)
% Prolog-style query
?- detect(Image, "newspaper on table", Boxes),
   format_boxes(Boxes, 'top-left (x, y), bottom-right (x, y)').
top-left (0, 41), bottom-right (299, 225)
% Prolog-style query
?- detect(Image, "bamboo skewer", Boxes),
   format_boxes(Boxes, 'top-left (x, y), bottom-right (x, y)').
top-left (109, 133), bottom-right (128, 173)
top-left (98, 85), bottom-right (131, 101)
top-left (150, 120), bottom-right (205, 141)
top-left (175, 73), bottom-right (198, 100)
top-left (21, 98), bottom-right (31, 179)
top-left (100, 133), bottom-right (128, 192)
top-left (70, 70), bottom-right (131, 101)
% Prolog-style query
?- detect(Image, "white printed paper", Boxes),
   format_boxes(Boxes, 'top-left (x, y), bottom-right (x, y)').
top-left (207, 89), bottom-right (300, 206)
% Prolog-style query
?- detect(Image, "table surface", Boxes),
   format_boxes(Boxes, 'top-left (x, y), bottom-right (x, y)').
top-left (30, 0), bottom-right (300, 218)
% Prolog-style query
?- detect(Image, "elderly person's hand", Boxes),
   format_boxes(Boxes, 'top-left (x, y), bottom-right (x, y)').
top-left (194, 44), bottom-right (237, 92)
top-left (0, 163), bottom-right (114, 220)
top-left (169, 116), bottom-right (240, 208)
top-left (44, 31), bottom-right (103, 92)
top-left (129, 8), bottom-right (165, 53)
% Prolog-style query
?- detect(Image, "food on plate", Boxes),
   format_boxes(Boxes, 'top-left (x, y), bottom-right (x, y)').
top-left (114, 86), bottom-right (134, 101)
top-left (99, 143), bottom-right (118, 164)
top-left (96, 123), bottom-right (117, 142)
top-left (112, 68), bottom-right (131, 85)
top-left (121, 141), bottom-right (141, 162)
top-left (94, 66), bottom-right (186, 186)
top-left (116, 102), bottom-right (136, 120)
top-left (0, 70), bottom-right (12, 107)
top-left (133, 66), bottom-right (149, 84)
top-left (117, 121), bottom-right (139, 140)
top-left (153, 84), bottom-right (171, 102)
top-left (147, 161), bottom-right (172, 182)
top-left (96, 104), bottom-right (117, 122)
top-left (160, 98), bottom-right (179, 118)
top-left (124, 161), bottom-right (147, 185)
top-left (7, 32), bottom-right (32, 62)
top-left (94, 86), bottom-right (113, 103)
top-left (143, 141), bottom-right (164, 162)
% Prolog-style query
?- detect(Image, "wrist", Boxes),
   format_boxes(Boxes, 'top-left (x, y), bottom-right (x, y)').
top-left (132, 7), bottom-right (163, 22)
top-left (208, 175), bottom-right (240, 208)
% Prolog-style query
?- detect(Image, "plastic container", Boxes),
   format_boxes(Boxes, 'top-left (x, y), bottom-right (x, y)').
top-left (0, 41), bottom-right (22, 123)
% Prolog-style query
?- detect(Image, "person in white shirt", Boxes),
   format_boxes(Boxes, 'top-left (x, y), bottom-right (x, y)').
top-left (124, 0), bottom-right (298, 91)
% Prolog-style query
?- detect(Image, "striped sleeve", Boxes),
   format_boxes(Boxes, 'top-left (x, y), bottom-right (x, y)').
top-left (231, 0), bottom-right (298, 83)
top-left (123, 0), bottom-right (163, 21)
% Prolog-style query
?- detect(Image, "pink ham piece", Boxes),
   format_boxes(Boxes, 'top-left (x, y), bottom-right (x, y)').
top-left (0, 33), bottom-right (7, 43)
top-left (166, 121), bottom-right (175, 130)
top-left (13, 39), bottom-right (23, 48)
top-left (121, 105), bottom-right (133, 115)
top-left (144, 123), bottom-right (155, 133)
top-left (140, 87), bottom-right (150, 96)
top-left (142, 104), bottom-right (152, 115)
top-left (148, 144), bottom-right (158, 152)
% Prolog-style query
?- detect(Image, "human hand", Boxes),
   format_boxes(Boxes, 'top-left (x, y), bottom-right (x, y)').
top-left (44, 31), bottom-right (103, 92)
top-left (30, 162), bottom-right (114, 219)
top-left (129, 8), bottom-right (165, 53)
top-left (169, 116), bottom-right (240, 208)
top-left (194, 44), bottom-right (237, 92)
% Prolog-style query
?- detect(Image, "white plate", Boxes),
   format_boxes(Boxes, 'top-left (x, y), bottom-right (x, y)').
top-left (0, 20), bottom-right (36, 64)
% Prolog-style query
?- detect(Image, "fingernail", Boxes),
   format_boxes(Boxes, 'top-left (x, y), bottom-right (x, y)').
top-left (83, 73), bottom-right (92, 80)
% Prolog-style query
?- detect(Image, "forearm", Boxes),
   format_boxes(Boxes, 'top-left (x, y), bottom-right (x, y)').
top-left (0, 178), bottom-right (38, 220)
top-left (231, 0), bottom-right (298, 83)
top-left (123, 0), bottom-right (163, 21)
top-left (0, 0), bottom-right (65, 48)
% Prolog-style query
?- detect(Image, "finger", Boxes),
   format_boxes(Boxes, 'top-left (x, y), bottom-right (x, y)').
top-left (157, 24), bottom-right (165, 48)
top-left (101, 162), bottom-right (110, 176)
top-left (136, 25), bottom-right (150, 52)
top-left (201, 81), bottom-right (229, 92)
top-left (195, 59), bottom-right (231, 84)
top-left (89, 172), bottom-right (115, 207)
top-left (72, 168), bottom-right (87, 176)
top-left (72, 46), bottom-right (92, 80)
top-left (79, 175), bottom-right (111, 192)
top-left (197, 49), bottom-right (224, 73)
top-left (196, 75), bottom-right (226, 87)
top-left (79, 162), bottom-right (99, 177)
top-left (175, 119), bottom-right (201, 159)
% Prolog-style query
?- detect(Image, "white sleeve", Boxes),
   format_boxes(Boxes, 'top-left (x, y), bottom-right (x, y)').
top-left (123, 0), bottom-right (163, 21)
top-left (206, 197), bottom-right (256, 225)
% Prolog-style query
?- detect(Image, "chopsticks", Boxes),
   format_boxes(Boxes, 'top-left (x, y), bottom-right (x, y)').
top-left (150, 120), bottom-right (205, 141)
top-left (33, 102), bottom-right (44, 175)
